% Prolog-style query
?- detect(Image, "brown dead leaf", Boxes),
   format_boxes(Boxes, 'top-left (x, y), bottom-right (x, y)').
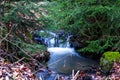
top-left (0, 70), bottom-right (2, 76)
top-left (0, 77), bottom-right (4, 80)
top-left (13, 71), bottom-right (20, 78)
top-left (20, 64), bottom-right (24, 70)
top-left (0, 54), bottom-right (37, 80)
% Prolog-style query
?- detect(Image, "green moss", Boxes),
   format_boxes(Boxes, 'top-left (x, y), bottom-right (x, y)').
top-left (100, 51), bottom-right (120, 72)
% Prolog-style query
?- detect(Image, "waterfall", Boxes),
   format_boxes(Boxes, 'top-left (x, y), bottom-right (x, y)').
top-left (66, 35), bottom-right (72, 47)
top-left (46, 34), bottom-right (71, 48)
top-left (36, 30), bottom-right (99, 79)
top-left (39, 30), bottom-right (73, 48)
top-left (46, 36), bottom-right (59, 47)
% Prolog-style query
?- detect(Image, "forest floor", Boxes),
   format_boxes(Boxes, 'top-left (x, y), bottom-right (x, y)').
top-left (0, 57), bottom-right (37, 80)
top-left (0, 56), bottom-right (120, 80)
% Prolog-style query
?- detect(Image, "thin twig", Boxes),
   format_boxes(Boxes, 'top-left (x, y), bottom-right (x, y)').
top-left (0, 37), bottom-right (44, 67)
top-left (72, 70), bottom-right (79, 80)
top-left (15, 57), bottom-right (25, 63)
top-left (72, 69), bottom-right (74, 78)
top-left (0, 24), bottom-right (16, 43)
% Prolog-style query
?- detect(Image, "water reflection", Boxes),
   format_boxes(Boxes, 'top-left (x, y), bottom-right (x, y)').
top-left (47, 47), bottom-right (99, 74)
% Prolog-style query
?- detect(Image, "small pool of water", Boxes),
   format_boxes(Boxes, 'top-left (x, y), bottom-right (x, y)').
top-left (47, 47), bottom-right (99, 75)
top-left (36, 31), bottom-right (99, 80)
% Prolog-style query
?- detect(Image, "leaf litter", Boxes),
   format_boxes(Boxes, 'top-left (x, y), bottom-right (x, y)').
top-left (0, 57), bottom-right (36, 80)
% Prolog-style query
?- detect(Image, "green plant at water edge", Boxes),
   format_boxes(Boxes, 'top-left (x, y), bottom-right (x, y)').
top-left (100, 51), bottom-right (120, 72)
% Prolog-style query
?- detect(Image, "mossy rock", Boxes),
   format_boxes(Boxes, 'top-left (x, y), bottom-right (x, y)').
top-left (100, 51), bottom-right (120, 72)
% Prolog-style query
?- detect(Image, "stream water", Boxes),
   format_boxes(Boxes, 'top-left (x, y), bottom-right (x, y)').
top-left (36, 31), bottom-right (99, 80)
top-left (47, 47), bottom-right (98, 74)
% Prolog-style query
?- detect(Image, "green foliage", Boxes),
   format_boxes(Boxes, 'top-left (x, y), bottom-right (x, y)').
top-left (23, 43), bottom-right (47, 53)
top-left (100, 52), bottom-right (120, 72)
top-left (45, 0), bottom-right (120, 55)
top-left (78, 36), bottom-right (120, 54)
top-left (0, 1), bottom-right (48, 62)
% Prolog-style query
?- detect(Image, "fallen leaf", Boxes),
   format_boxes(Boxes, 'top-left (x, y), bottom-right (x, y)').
top-left (0, 70), bottom-right (2, 76)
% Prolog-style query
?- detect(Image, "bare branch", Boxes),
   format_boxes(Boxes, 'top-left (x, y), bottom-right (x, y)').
top-left (0, 24), bottom-right (17, 46)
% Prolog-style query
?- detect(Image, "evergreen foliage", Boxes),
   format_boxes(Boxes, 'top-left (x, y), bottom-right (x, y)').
top-left (0, 0), bottom-right (47, 62)
top-left (45, 0), bottom-right (120, 55)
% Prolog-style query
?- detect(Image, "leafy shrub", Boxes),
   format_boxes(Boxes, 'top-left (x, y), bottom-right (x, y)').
top-left (0, 1), bottom-right (48, 62)
top-left (100, 51), bottom-right (120, 72)
top-left (44, 0), bottom-right (120, 56)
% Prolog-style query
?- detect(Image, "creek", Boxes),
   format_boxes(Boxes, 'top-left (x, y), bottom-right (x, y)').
top-left (36, 31), bottom-right (99, 80)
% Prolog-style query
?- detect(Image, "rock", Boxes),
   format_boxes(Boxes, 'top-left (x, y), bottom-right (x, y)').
top-left (69, 35), bottom-right (83, 49)
top-left (33, 51), bottom-right (50, 62)
top-left (70, 41), bottom-right (83, 49)
top-left (82, 75), bottom-right (92, 80)
top-left (32, 33), bottom-right (47, 45)
top-left (100, 52), bottom-right (120, 73)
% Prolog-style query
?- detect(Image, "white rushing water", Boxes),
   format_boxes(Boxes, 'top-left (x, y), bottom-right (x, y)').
top-left (47, 47), bottom-right (79, 56)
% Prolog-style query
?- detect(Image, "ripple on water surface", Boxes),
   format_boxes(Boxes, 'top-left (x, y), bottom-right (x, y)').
top-left (47, 47), bottom-right (99, 74)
